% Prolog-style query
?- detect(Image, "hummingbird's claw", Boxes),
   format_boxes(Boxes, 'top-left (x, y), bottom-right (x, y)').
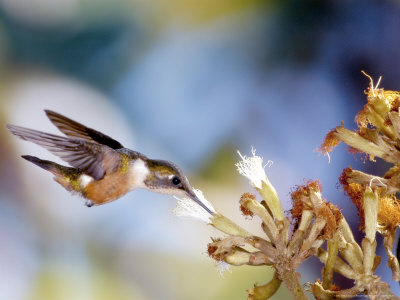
top-left (85, 200), bottom-right (95, 207)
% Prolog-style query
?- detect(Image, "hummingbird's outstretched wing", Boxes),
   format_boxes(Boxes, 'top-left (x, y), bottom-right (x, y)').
top-left (6, 124), bottom-right (121, 180)
top-left (45, 110), bottom-right (124, 149)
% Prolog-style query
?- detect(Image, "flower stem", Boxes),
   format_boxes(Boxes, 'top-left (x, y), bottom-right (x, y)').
top-left (279, 270), bottom-right (309, 300)
top-left (210, 214), bottom-right (252, 237)
top-left (248, 272), bottom-right (282, 300)
top-left (322, 237), bottom-right (339, 289)
top-left (256, 180), bottom-right (284, 221)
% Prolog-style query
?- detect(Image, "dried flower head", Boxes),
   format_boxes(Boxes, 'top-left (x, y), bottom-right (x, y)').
top-left (319, 126), bottom-right (342, 154)
top-left (378, 195), bottom-right (400, 230)
top-left (322, 202), bottom-right (342, 239)
top-left (240, 193), bottom-right (256, 217)
top-left (291, 180), bottom-right (322, 226)
top-left (320, 73), bottom-right (400, 167)
top-left (290, 180), bottom-right (341, 239)
top-left (339, 168), bottom-right (366, 230)
top-left (291, 180), bottom-right (322, 201)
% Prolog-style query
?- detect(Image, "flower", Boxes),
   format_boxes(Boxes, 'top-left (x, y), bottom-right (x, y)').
top-left (173, 189), bottom-right (216, 223)
top-left (236, 148), bottom-right (283, 221)
top-left (377, 195), bottom-right (400, 230)
top-left (215, 261), bottom-right (232, 277)
top-left (236, 147), bottom-right (268, 190)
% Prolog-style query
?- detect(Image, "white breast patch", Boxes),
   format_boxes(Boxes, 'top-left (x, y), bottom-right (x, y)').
top-left (79, 174), bottom-right (94, 188)
top-left (129, 158), bottom-right (149, 189)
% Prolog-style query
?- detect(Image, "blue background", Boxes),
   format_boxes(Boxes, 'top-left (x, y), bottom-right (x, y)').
top-left (1, 0), bottom-right (400, 299)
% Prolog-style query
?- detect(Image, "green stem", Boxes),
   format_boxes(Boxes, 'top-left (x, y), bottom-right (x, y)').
top-left (248, 272), bottom-right (282, 300)
top-left (322, 237), bottom-right (339, 290)
top-left (210, 214), bottom-right (252, 237)
top-left (256, 180), bottom-right (284, 221)
top-left (280, 269), bottom-right (309, 300)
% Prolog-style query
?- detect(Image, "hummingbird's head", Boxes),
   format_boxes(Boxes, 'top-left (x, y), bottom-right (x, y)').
top-left (145, 159), bottom-right (194, 196)
top-left (144, 159), bottom-right (213, 214)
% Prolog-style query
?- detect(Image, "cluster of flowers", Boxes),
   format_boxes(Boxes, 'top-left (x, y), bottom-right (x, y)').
top-left (175, 75), bottom-right (400, 299)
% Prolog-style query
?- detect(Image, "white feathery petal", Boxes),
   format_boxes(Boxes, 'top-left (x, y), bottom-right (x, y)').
top-left (265, 160), bottom-right (274, 168)
top-left (215, 261), bottom-right (232, 277)
top-left (236, 147), bottom-right (268, 189)
top-left (173, 189), bottom-right (215, 223)
top-left (193, 188), bottom-right (217, 214)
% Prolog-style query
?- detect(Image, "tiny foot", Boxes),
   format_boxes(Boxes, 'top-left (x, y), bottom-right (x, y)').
top-left (85, 200), bottom-right (95, 207)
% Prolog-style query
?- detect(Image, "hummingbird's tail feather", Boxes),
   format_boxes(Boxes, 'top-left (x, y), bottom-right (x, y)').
top-left (21, 155), bottom-right (83, 193)
top-left (21, 155), bottom-right (71, 179)
top-left (21, 155), bottom-right (56, 172)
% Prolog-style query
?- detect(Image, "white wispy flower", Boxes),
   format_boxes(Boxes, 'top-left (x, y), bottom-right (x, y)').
top-left (173, 189), bottom-right (216, 223)
top-left (236, 147), bottom-right (269, 189)
top-left (215, 261), bottom-right (232, 277)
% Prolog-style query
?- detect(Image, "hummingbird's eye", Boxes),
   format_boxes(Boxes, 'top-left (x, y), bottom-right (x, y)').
top-left (172, 176), bottom-right (181, 186)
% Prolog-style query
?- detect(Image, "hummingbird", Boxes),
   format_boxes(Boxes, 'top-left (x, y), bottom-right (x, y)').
top-left (6, 110), bottom-right (213, 214)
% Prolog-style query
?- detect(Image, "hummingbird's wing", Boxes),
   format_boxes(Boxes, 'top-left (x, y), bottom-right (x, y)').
top-left (7, 125), bottom-right (121, 180)
top-left (45, 110), bottom-right (124, 149)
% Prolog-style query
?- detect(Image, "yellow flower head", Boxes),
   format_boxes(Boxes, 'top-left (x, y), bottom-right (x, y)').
top-left (378, 195), bottom-right (400, 230)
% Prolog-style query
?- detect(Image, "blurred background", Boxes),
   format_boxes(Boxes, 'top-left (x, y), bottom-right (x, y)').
top-left (1, 0), bottom-right (400, 299)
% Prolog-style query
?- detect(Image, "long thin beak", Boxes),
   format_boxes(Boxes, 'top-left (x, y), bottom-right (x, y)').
top-left (186, 190), bottom-right (215, 215)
